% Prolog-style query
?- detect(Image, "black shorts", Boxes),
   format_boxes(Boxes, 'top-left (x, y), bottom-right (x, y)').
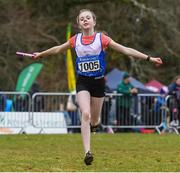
top-left (76, 75), bottom-right (105, 98)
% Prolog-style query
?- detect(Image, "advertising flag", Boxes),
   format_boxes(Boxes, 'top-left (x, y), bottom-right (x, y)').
top-left (15, 63), bottom-right (43, 92)
top-left (66, 23), bottom-right (76, 92)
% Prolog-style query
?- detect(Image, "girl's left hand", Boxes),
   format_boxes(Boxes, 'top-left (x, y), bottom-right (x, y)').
top-left (150, 57), bottom-right (163, 65)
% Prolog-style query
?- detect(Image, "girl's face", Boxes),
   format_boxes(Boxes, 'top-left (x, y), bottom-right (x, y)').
top-left (78, 11), bottom-right (96, 31)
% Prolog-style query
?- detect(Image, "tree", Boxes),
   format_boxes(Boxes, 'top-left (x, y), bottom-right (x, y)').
top-left (0, 0), bottom-right (179, 91)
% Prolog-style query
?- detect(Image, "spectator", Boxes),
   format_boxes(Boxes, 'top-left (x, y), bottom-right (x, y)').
top-left (101, 84), bottom-right (112, 125)
top-left (13, 95), bottom-right (28, 112)
top-left (153, 87), bottom-right (169, 131)
top-left (66, 94), bottom-right (80, 133)
top-left (30, 82), bottom-right (44, 112)
top-left (154, 88), bottom-right (167, 113)
top-left (168, 75), bottom-right (180, 126)
top-left (116, 73), bottom-right (138, 126)
top-left (0, 90), bottom-right (6, 111)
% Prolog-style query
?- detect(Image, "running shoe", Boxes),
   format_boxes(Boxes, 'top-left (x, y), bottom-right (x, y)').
top-left (84, 151), bottom-right (93, 165)
top-left (91, 124), bottom-right (99, 133)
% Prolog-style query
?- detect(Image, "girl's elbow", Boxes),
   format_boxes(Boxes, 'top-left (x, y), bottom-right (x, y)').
top-left (117, 45), bottom-right (130, 55)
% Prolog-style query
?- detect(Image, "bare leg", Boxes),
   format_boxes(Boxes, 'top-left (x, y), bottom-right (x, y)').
top-left (90, 97), bottom-right (104, 126)
top-left (77, 91), bottom-right (91, 154)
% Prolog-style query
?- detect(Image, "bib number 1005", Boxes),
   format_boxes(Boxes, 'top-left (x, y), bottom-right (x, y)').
top-left (78, 60), bottom-right (100, 72)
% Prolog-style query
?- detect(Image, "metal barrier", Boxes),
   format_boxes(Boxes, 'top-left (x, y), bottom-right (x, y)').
top-left (101, 93), bottom-right (179, 134)
top-left (165, 95), bottom-right (180, 133)
top-left (32, 93), bottom-right (81, 131)
top-left (101, 93), bottom-right (161, 127)
top-left (0, 92), bottom-right (31, 131)
top-left (0, 91), bottom-right (179, 134)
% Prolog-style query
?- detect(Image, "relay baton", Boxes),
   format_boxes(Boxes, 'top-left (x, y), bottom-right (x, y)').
top-left (16, 51), bottom-right (35, 58)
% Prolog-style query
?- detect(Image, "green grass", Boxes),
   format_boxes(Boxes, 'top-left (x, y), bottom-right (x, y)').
top-left (0, 133), bottom-right (180, 172)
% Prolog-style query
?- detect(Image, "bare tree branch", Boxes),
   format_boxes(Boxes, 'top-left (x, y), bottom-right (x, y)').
top-left (36, 29), bottom-right (60, 45)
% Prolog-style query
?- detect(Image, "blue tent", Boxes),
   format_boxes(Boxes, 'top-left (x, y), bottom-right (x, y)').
top-left (105, 68), bottom-right (152, 93)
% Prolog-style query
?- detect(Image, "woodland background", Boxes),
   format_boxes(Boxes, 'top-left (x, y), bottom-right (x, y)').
top-left (0, 0), bottom-right (179, 91)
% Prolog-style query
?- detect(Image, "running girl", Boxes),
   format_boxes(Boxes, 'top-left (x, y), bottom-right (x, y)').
top-left (33, 9), bottom-right (163, 165)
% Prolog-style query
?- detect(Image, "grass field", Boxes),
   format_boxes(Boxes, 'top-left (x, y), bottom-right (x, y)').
top-left (0, 133), bottom-right (180, 172)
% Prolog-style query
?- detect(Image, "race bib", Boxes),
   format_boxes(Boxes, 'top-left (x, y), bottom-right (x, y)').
top-left (78, 60), bottom-right (100, 72)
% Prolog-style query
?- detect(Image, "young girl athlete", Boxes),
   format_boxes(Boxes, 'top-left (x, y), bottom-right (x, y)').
top-left (33, 9), bottom-right (163, 165)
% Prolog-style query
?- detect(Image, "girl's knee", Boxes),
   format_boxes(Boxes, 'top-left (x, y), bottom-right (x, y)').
top-left (82, 111), bottom-right (90, 122)
top-left (91, 117), bottom-right (100, 125)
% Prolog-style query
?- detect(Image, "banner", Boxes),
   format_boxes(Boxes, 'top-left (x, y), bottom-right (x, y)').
top-left (0, 112), bottom-right (67, 134)
top-left (15, 63), bottom-right (43, 92)
top-left (66, 23), bottom-right (76, 92)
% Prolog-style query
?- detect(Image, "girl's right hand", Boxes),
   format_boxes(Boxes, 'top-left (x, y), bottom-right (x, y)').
top-left (33, 52), bottom-right (41, 59)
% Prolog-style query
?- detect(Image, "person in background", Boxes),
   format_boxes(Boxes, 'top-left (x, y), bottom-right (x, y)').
top-left (66, 94), bottom-right (81, 133)
top-left (168, 75), bottom-right (180, 126)
top-left (13, 94), bottom-right (28, 112)
top-left (101, 81), bottom-right (113, 133)
top-left (154, 87), bottom-right (169, 131)
top-left (0, 90), bottom-right (6, 111)
top-left (116, 73), bottom-right (138, 127)
top-left (30, 82), bottom-right (44, 112)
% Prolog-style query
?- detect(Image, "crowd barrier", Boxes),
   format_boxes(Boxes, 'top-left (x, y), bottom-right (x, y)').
top-left (165, 95), bottom-right (180, 133)
top-left (0, 91), bottom-right (179, 134)
top-left (0, 91), bottom-right (31, 133)
top-left (101, 93), bottom-right (179, 134)
top-left (32, 92), bottom-right (80, 130)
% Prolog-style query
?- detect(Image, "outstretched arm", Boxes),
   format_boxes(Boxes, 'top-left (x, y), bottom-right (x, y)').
top-left (34, 41), bottom-right (70, 59)
top-left (109, 40), bottom-right (163, 65)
